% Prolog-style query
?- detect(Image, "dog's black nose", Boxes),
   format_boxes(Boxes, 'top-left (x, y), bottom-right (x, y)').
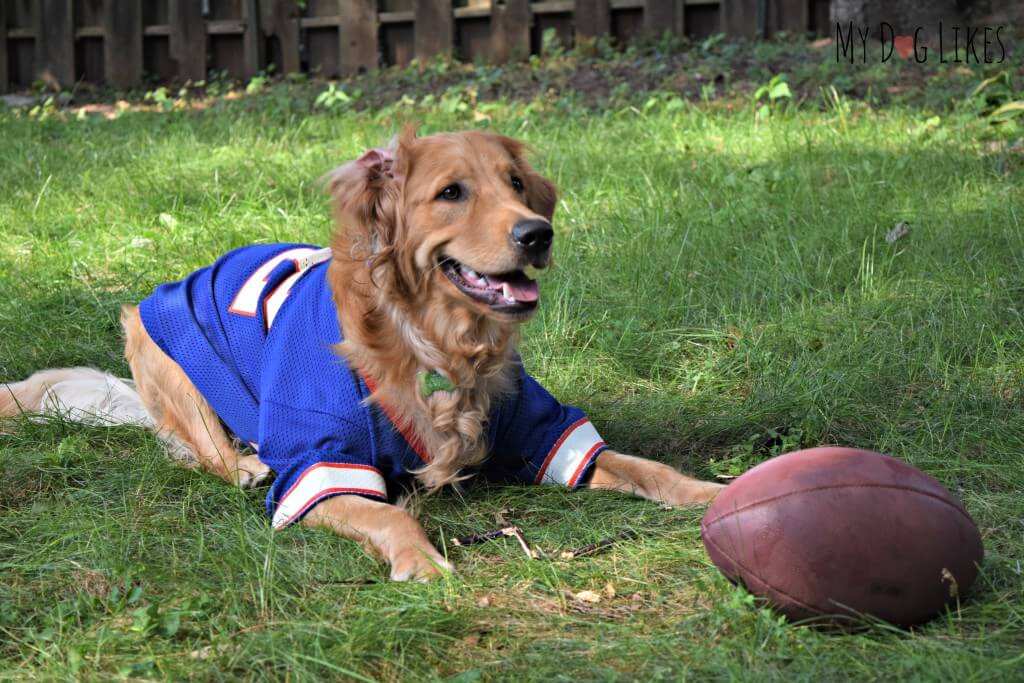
top-left (511, 219), bottom-right (553, 256)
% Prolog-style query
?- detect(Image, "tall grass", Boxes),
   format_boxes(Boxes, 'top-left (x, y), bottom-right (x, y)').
top-left (1, 89), bottom-right (1022, 680)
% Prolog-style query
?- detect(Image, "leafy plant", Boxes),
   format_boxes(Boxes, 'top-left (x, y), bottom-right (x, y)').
top-left (641, 91), bottom-right (686, 114)
top-left (541, 27), bottom-right (566, 59)
top-left (314, 82), bottom-right (354, 110)
top-left (28, 96), bottom-right (59, 121)
top-left (753, 73), bottom-right (793, 121)
top-left (246, 65), bottom-right (275, 95)
top-left (709, 428), bottom-right (807, 478)
top-left (144, 86), bottom-right (175, 112)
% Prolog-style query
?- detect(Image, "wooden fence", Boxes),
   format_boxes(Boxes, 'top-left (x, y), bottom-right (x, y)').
top-left (0, 0), bottom-right (830, 94)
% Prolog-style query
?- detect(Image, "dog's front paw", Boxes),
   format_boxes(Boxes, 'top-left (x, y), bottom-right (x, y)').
top-left (234, 454), bottom-right (272, 489)
top-left (663, 480), bottom-right (726, 507)
top-left (389, 546), bottom-right (453, 582)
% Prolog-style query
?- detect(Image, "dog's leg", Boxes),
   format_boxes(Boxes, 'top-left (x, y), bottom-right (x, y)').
top-left (587, 450), bottom-right (723, 506)
top-left (303, 495), bottom-right (452, 581)
top-left (121, 305), bottom-right (270, 489)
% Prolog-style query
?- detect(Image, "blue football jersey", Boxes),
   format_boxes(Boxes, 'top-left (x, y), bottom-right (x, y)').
top-left (140, 244), bottom-right (607, 528)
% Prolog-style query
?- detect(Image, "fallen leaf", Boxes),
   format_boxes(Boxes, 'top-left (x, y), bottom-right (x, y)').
top-left (603, 582), bottom-right (616, 600)
top-left (573, 590), bottom-right (602, 604)
top-left (886, 221), bottom-right (911, 243)
top-left (158, 213), bottom-right (178, 230)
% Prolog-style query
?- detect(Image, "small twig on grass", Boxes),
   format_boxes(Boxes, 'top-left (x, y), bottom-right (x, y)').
top-left (451, 527), bottom-right (511, 546)
top-left (560, 529), bottom-right (637, 560)
top-left (505, 526), bottom-right (541, 560)
top-left (451, 526), bottom-right (540, 559)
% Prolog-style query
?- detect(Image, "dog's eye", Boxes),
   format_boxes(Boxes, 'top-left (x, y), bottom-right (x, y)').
top-left (437, 184), bottom-right (462, 201)
top-left (511, 176), bottom-right (524, 193)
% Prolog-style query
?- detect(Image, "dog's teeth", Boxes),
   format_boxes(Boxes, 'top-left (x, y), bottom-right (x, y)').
top-left (464, 267), bottom-right (479, 279)
top-left (501, 283), bottom-right (516, 303)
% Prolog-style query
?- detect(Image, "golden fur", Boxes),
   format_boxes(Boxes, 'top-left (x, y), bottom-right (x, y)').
top-left (1, 130), bottom-right (722, 581)
top-left (327, 128), bottom-right (557, 490)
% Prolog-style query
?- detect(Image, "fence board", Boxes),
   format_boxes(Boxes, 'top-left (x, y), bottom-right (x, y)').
top-left (169, 0), bottom-right (206, 81)
top-left (720, 0), bottom-right (757, 37)
top-left (36, 0), bottom-right (75, 88)
top-left (382, 23), bottom-right (414, 66)
top-left (209, 0), bottom-right (242, 21)
top-left (0, 2), bottom-right (8, 93)
top-left (684, 3), bottom-right (720, 38)
top-left (144, 0), bottom-right (170, 25)
top-left (77, 37), bottom-right (105, 82)
top-left (491, 0), bottom-right (530, 62)
top-left (8, 0), bottom-right (814, 90)
top-left (241, 0), bottom-right (261, 77)
top-left (809, 0), bottom-right (828, 35)
top-left (574, 0), bottom-right (611, 38)
top-left (339, 0), bottom-right (378, 74)
top-left (76, 0), bottom-right (104, 26)
top-left (643, 0), bottom-right (681, 36)
top-left (534, 11), bottom-right (573, 51)
top-left (104, 0), bottom-right (143, 87)
top-left (414, 0), bottom-right (453, 60)
top-left (768, 0), bottom-right (807, 33)
top-left (260, 0), bottom-right (301, 74)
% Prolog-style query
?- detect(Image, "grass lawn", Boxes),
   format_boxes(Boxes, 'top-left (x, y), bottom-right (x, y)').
top-left (2, 48), bottom-right (1024, 680)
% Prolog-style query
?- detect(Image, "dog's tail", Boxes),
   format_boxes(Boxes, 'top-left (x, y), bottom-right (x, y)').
top-left (1, 367), bottom-right (153, 427)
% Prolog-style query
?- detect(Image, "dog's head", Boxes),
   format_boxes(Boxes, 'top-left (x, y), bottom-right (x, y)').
top-left (328, 128), bottom-right (557, 323)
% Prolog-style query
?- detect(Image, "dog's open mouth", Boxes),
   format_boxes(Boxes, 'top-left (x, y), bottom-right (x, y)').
top-left (439, 256), bottom-right (539, 314)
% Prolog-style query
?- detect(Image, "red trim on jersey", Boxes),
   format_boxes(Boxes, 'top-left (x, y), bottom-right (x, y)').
top-left (278, 462), bottom-right (383, 503)
top-left (278, 486), bottom-right (387, 528)
top-left (534, 416), bottom-right (589, 484)
top-left (227, 256), bottom-right (303, 318)
top-left (360, 373), bottom-right (433, 464)
top-left (568, 441), bottom-right (606, 488)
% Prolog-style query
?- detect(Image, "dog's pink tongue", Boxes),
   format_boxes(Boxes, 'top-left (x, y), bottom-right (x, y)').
top-left (487, 275), bottom-right (539, 302)
top-left (506, 279), bottom-right (539, 302)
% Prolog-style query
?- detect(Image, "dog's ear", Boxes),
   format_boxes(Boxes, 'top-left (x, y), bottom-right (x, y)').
top-left (494, 135), bottom-right (558, 221)
top-left (326, 139), bottom-right (404, 252)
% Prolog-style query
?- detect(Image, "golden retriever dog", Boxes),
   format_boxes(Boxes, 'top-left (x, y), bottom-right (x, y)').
top-left (1, 129), bottom-right (722, 580)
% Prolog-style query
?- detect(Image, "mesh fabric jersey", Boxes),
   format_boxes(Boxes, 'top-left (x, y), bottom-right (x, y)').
top-left (140, 244), bottom-right (607, 527)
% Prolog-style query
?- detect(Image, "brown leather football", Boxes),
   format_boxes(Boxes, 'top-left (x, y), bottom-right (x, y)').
top-left (701, 447), bottom-right (983, 626)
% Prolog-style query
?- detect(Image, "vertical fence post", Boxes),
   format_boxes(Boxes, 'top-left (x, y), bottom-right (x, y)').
top-left (769, 0), bottom-right (808, 34)
top-left (169, 0), bottom-right (206, 82)
top-left (414, 0), bottom-right (453, 61)
top-left (574, 0), bottom-right (611, 39)
top-left (643, 0), bottom-right (682, 38)
top-left (261, 0), bottom-right (301, 75)
top-left (242, 0), bottom-right (262, 78)
top-left (720, 0), bottom-right (758, 37)
top-left (491, 0), bottom-right (530, 63)
top-left (0, 1), bottom-right (8, 94)
top-left (339, 0), bottom-right (378, 75)
top-left (103, 0), bottom-right (143, 88)
top-left (36, 0), bottom-right (75, 89)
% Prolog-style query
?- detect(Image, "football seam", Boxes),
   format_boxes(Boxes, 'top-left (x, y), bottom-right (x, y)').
top-left (700, 526), bottom-right (825, 615)
top-left (703, 483), bottom-right (975, 528)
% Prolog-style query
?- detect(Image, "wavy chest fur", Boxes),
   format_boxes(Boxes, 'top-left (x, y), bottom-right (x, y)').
top-left (328, 258), bottom-right (519, 490)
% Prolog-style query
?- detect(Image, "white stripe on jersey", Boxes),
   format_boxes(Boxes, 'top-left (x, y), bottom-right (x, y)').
top-left (535, 418), bottom-right (605, 487)
top-left (272, 462), bottom-right (386, 528)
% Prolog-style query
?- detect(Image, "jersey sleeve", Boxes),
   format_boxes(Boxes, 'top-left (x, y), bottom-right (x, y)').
top-left (485, 364), bottom-right (607, 490)
top-left (258, 399), bottom-right (388, 529)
